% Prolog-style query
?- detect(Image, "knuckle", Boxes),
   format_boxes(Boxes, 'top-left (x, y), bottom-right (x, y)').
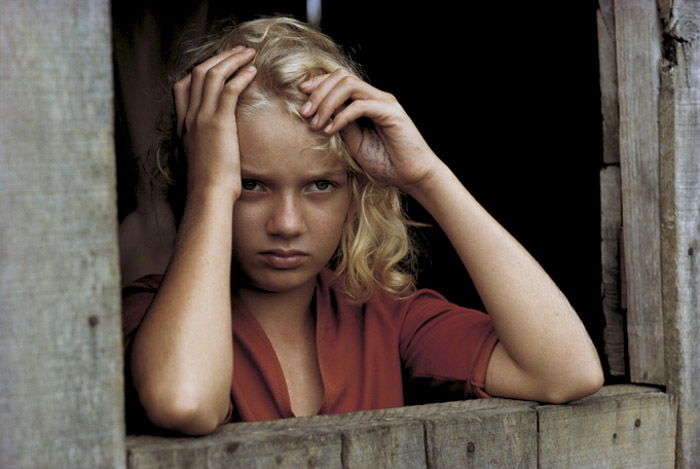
top-left (223, 79), bottom-right (244, 95)
top-left (205, 67), bottom-right (224, 81)
top-left (191, 64), bottom-right (208, 79)
top-left (382, 91), bottom-right (397, 102)
top-left (339, 75), bottom-right (355, 86)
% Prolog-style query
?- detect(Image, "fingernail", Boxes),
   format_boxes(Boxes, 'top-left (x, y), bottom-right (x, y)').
top-left (231, 45), bottom-right (245, 52)
top-left (246, 65), bottom-right (257, 73)
top-left (299, 79), bottom-right (311, 88)
top-left (324, 123), bottom-right (333, 133)
top-left (311, 114), bottom-right (320, 127)
top-left (300, 101), bottom-right (312, 115)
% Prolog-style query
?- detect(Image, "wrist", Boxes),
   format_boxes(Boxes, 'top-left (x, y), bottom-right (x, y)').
top-left (187, 177), bottom-right (241, 203)
top-left (185, 183), bottom-right (239, 211)
top-left (401, 160), bottom-right (456, 202)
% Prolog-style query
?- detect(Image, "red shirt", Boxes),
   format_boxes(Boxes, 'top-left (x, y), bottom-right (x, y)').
top-left (122, 269), bottom-right (498, 427)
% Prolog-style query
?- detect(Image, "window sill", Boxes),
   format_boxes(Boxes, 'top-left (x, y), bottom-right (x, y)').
top-left (126, 385), bottom-right (675, 468)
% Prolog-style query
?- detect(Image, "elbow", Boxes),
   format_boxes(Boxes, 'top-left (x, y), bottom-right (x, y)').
top-left (541, 364), bottom-right (605, 404)
top-left (138, 386), bottom-right (223, 435)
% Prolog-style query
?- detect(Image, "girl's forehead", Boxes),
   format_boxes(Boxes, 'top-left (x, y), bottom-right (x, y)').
top-left (237, 104), bottom-right (345, 174)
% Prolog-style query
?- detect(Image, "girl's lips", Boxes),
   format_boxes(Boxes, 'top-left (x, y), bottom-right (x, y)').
top-left (259, 250), bottom-right (308, 269)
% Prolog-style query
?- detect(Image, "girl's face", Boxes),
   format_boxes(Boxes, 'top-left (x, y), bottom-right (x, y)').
top-left (232, 103), bottom-right (352, 294)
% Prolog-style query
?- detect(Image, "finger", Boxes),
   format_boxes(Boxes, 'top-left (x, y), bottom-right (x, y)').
top-left (298, 69), bottom-right (356, 118)
top-left (298, 73), bottom-right (331, 95)
top-left (217, 63), bottom-right (258, 119)
top-left (173, 75), bottom-right (192, 136)
top-left (187, 47), bottom-right (246, 122)
top-left (199, 47), bottom-right (256, 114)
top-left (310, 75), bottom-right (384, 130)
top-left (322, 99), bottom-right (390, 135)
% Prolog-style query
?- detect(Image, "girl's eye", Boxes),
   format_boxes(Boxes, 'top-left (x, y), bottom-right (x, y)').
top-left (311, 180), bottom-right (332, 192)
top-left (241, 179), bottom-right (261, 191)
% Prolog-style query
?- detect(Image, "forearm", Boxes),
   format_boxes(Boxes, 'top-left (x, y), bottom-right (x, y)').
top-left (407, 162), bottom-right (602, 400)
top-left (130, 187), bottom-right (235, 433)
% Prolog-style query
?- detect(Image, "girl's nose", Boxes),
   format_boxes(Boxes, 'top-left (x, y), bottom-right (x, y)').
top-left (266, 194), bottom-right (306, 238)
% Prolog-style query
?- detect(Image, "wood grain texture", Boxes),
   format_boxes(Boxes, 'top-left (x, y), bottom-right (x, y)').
top-left (0, 1), bottom-right (125, 468)
top-left (127, 399), bottom-right (536, 468)
top-left (600, 166), bottom-right (626, 375)
top-left (423, 406), bottom-right (537, 469)
top-left (538, 390), bottom-right (676, 468)
top-left (658, 1), bottom-right (700, 466)
top-left (614, 0), bottom-right (665, 385)
top-left (598, 0), bottom-right (620, 165)
top-left (127, 389), bottom-right (676, 468)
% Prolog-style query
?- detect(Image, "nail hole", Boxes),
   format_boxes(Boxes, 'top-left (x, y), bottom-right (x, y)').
top-left (613, 433), bottom-right (618, 441)
top-left (635, 418), bottom-right (641, 427)
top-left (467, 442), bottom-right (476, 453)
top-left (88, 316), bottom-right (99, 327)
top-left (689, 247), bottom-right (694, 256)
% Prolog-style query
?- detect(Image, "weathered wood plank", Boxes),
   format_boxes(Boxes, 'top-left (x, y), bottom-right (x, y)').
top-left (0, 1), bottom-right (125, 468)
top-left (129, 389), bottom-right (675, 468)
top-left (600, 166), bottom-right (626, 375)
top-left (127, 399), bottom-right (536, 468)
top-left (658, 1), bottom-right (700, 466)
top-left (339, 419), bottom-right (426, 469)
top-left (538, 390), bottom-right (676, 468)
top-left (598, 0), bottom-right (620, 165)
top-left (423, 406), bottom-right (537, 469)
top-left (128, 427), bottom-right (343, 469)
top-left (614, 0), bottom-right (665, 385)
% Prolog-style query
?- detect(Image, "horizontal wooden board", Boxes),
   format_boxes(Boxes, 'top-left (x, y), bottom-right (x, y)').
top-left (127, 388), bottom-right (675, 468)
top-left (538, 390), bottom-right (676, 468)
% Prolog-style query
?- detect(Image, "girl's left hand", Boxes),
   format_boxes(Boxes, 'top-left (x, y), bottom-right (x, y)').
top-left (299, 70), bottom-right (443, 193)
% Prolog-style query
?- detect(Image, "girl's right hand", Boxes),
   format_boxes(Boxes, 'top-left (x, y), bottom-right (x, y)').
top-left (173, 46), bottom-right (257, 197)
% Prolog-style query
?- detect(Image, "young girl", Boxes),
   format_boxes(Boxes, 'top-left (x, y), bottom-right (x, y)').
top-left (121, 16), bottom-right (603, 435)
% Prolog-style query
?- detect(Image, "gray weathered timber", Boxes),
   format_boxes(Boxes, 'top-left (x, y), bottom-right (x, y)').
top-left (127, 389), bottom-right (676, 468)
top-left (127, 399), bottom-right (536, 469)
top-left (658, 1), bottom-right (700, 466)
top-left (423, 406), bottom-right (536, 469)
top-left (538, 389), bottom-right (676, 468)
top-left (614, 0), bottom-right (665, 385)
top-left (600, 166), bottom-right (626, 376)
top-left (128, 426), bottom-right (343, 469)
top-left (598, 0), bottom-right (620, 165)
top-left (0, 1), bottom-right (125, 468)
top-left (598, 0), bottom-right (626, 376)
top-left (338, 419), bottom-right (426, 469)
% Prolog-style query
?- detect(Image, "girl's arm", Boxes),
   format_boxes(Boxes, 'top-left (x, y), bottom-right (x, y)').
top-left (405, 164), bottom-right (604, 403)
top-left (300, 70), bottom-right (604, 403)
top-left (129, 47), bottom-right (258, 435)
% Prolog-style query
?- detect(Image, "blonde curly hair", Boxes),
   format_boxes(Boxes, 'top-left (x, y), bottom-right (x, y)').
top-left (152, 16), bottom-right (418, 303)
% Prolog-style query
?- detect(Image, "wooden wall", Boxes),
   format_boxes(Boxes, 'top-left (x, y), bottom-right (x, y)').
top-left (657, 1), bottom-right (700, 465)
top-left (599, 1), bottom-right (700, 467)
top-left (0, 1), bottom-right (126, 467)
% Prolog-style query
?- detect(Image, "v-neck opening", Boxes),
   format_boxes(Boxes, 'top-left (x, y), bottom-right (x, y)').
top-left (233, 284), bottom-right (326, 418)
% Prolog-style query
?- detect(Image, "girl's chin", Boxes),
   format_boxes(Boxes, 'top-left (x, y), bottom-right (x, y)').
top-left (233, 267), bottom-right (318, 294)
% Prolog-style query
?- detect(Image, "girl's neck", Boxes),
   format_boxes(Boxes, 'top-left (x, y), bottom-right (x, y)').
top-left (234, 278), bottom-right (316, 336)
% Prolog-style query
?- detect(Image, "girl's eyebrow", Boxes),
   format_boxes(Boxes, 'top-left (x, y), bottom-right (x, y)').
top-left (239, 168), bottom-right (347, 180)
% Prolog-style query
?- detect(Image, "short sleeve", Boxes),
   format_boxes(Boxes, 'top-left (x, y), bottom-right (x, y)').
top-left (121, 274), bottom-right (163, 351)
top-left (399, 289), bottom-right (499, 398)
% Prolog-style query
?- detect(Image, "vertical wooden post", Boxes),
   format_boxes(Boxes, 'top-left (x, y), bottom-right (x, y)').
top-left (658, 1), bottom-right (700, 466)
top-left (0, 1), bottom-right (125, 467)
top-left (614, 0), bottom-right (666, 385)
top-left (598, 0), bottom-right (626, 377)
